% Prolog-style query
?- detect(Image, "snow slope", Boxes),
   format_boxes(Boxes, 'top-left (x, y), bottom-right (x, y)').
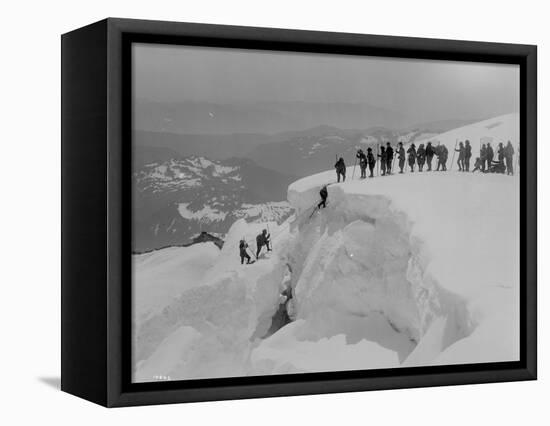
top-left (415, 112), bottom-right (519, 150)
top-left (132, 243), bottom-right (220, 324)
top-left (133, 219), bottom-right (293, 381)
top-left (133, 115), bottom-right (520, 381)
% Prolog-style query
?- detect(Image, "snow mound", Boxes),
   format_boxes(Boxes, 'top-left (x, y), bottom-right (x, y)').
top-left (133, 219), bottom-right (295, 381)
top-left (280, 169), bottom-right (519, 369)
top-left (252, 320), bottom-right (399, 375)
top-left (132, 243), bottom-right (220, 323)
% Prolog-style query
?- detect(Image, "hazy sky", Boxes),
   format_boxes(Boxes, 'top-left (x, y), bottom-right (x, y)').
top-left (133, 43), bottom-right (519, 123)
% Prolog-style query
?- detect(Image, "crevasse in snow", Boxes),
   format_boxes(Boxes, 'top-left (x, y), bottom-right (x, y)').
top-left (263, 168), bottom-right (519, 373)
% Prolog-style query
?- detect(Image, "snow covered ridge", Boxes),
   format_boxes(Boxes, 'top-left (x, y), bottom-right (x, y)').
top-left (135, 156), bottom-right (241, 193)
top-left (133, 169), bottom-right (518, 381)
top-left (234, 202), bottom-right (292, 223)
top-left (133, 155), bottom-right (296, 251)
top-left (176, 201), bottom-right (291, 225)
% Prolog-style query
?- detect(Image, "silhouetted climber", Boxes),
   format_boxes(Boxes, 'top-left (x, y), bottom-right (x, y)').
top-left (366, 147), bottom-right (376, 178)
top-left (441, 145), bottom-right (449, 171)
top-left (505, 141), bottom-right (515, 175)
top-left (426, 141), bottom-right (435, 171)
top-left (496, 142), bottom-right (506, 175)
top-left (455, 141), bottom-right (465, 171)
top-left (486, 143), bottom-right (494, 168)
top-left (334, 157), bottom-right (346, 182)
top-left (497, 142), bottom-right (505, 161)
top-left (356, 149), bottom-right (367, 179)
top-left (464, 140), bottom-right (472, 172)
top-left (397, 142), bottom-right (405, 173)
top-left (480, 144), bottom-right (487, 172)
top-left (472, 157), bottom-right (483, 173)
top-left (436, 144), bottom-right (448, 171)
top-left (239, 239), bottom-right (252, 264)
top-left (378, 146), bottom-right (387, 176)
top-left (417, 143), bottom-right (426, 172)
top-left (407, 143), bottom-right (417, 172)
top-left (385, 142), bottom-right (394, 174)
top-left (256, 229), bottom-right (271, 258)
top-left (318, 185), bottom-right (328, 209)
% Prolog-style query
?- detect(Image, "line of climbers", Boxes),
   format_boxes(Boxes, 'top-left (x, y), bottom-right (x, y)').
top-left (319, 139), bottom-right (517, 214)
top-left (337, 139), bottom-right (516, 180)
top-left (338, 141), bottom-right (450, 180)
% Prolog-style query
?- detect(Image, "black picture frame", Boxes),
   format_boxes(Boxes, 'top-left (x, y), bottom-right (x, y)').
top-left (61, 17), bottom-right (537, 407)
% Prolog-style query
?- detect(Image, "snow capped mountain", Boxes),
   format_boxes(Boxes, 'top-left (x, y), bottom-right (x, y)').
top-left (133, 156), bottom-right (296, 252)
top-left (132, 115), bottom-right (520, 381)
top-left (136, 156), bottom-right (240, 193)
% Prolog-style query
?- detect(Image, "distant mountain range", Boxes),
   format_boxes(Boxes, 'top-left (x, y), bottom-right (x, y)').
top-left (134, 119), bottom-right (480, 176)
top-left (133, 156), bottom-right (296, 252)
top-left (133, 131), bottom-right (272, 164)
top-left (134, 100), bottom-right (410, 135)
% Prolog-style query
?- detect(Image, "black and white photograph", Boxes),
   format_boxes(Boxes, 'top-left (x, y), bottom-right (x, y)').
top-left (131, 43), bottom-right (520, 383)
top-left (1, 0), bottom-right (546, 419)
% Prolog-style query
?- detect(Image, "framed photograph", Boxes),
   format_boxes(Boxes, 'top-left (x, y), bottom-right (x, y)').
top-left (61, 18), bottom-right (537, 407)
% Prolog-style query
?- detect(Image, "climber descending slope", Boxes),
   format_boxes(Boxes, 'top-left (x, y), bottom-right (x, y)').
top-left (308, 185), bottom-right (329, 219)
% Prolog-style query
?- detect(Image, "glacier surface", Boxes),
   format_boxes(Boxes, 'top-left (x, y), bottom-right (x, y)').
top-left (132, 114), bottom-right (520, 381)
